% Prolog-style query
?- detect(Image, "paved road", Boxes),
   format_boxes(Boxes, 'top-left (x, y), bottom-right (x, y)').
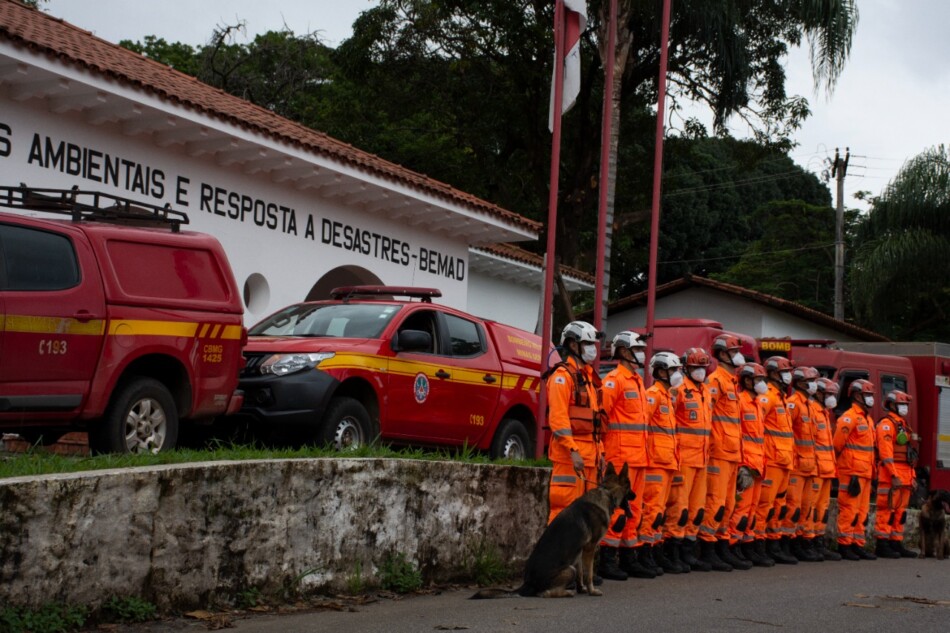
top-left (125, 559), bottom-right (948, 633)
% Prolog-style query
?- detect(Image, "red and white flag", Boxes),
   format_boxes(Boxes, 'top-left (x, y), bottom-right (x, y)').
top-left (548, 0), bottom-right (588, 131)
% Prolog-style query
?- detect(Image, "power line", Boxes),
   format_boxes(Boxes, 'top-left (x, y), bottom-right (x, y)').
top-left (663, 169), bottom-right (805, 197)
top-left (659, 242), bottom-right (833, 266)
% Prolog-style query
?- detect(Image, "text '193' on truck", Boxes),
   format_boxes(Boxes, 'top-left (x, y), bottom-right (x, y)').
top-left (0, 186), bottom-right (246, 454)
top-left (235, 286), bottom-right (547, 459)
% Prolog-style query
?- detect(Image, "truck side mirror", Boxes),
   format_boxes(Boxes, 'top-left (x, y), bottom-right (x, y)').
top-left (393, 329), bottom-right (432, 353)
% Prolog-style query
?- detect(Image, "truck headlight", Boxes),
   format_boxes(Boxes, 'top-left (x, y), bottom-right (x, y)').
top-left (259, 352), bottom-right (335, 376)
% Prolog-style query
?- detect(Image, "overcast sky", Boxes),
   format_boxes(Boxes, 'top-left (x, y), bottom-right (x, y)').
top-left (43, 0), bottom-right (950, 211)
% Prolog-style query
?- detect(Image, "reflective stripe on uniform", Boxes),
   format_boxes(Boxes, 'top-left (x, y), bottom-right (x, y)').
top-left (677, 427), bottom-right (711, 436)
top-left (816, 445), bottom-right (833, 451)
top-left (795, 439), bottom-right (815, 446)
top-left (649, 425), bottom-right (675, 435)
top-left (743, 436), bottom-right (765, 444)
top-left (845, 443), bottom-right (874, 452)
top-left (608, 423), bottom-right (649, 431)
top-left (553, 428), bottom-right (573, 437)
top-left (707, 465), bottom-right (721, 474)
top-left (646, 474), bottom-right (664, 483)
top-left (552, 474), bottom-right (577, 484)
top-left (765, 429), bottom-right (794, 438)
top-left (713, 415), bottom-right (741, 424)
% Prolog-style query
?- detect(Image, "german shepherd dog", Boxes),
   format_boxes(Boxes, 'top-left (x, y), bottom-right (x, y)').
top-left (919, 489), bottom-right (950, 560)
top-left (472, 462), bottom-right (632, 598)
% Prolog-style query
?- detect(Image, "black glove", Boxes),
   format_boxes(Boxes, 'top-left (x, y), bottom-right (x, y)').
top-left (611, 514), bottom-right (627, 532)
top-left (847, 475), bottom-right (861, 497)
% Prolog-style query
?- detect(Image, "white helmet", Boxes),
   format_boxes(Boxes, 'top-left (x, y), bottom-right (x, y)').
top-left (611, 330), bottom-right (646, 358)
top-left (560, 321), bottom-right (602, 345)
top-left (649, 351), bottom-right (682, 371)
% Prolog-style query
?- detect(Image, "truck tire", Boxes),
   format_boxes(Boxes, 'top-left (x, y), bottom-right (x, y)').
top-left (318, 397), bottom-right (373, 451)
top-left (89, 377), bottom-right (179, 454)
top-left (489, 418), bottom-right (531, 461)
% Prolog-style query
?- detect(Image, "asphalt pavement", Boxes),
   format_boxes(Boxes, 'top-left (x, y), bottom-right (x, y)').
top-left (121, 558), bottom-right (949, 633)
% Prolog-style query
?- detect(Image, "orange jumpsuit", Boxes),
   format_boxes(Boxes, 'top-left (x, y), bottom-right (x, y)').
top-left (546, 356), bottom-right (601, 524)
top-left (701, 365), bottom-right (743, 543)
top-left (872, 412), bottom-right (916, 543)
top-left (599, 364), bottom-right (649, 550)
top-left (664, 376), bottom-right (711, 540)
top-left (784, 390), bottom-right (819, 538)
top-left (833, 404), bottom-right (876, 547)
top-left (730, 389), bottom-right (765, 543)
top-left (806, 401), bottom-right (837, 540)
top-left (640, 382), bottom-right (678, 545)
top-left (755, 383), bottom-right (794, 541)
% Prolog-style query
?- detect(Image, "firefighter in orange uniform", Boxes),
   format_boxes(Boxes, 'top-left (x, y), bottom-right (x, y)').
top-left (640, 352), bottom-right (684, 575)
top-left (700, 335), bottom-right (752, 571)
top-left (545, 321), bottom-right (604, 524)
top-left (784, 366), bottom-right (822, 562)
top-left (833, 378), bottom-right (878, 560)
top-left (730, 362), bottom-right (774, 566)
top-left (597, 331), bottom-right (657, 580)
top-left (754, 356), bottom-right (798, 564)
top-left (872, 389), bottom-right (919, 558)
top-left (664, 348), bottom-right (717, 572)
top-left (809, 378), bottom-right (842, 561)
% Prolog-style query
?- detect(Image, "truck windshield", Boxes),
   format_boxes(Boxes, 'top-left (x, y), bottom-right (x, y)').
top-left (250, 303), bottom-right (400, 338)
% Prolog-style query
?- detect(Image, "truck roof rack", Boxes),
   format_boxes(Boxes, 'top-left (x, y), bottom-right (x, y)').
top-left (330, 285), bottom-right (442, 303)
top-left (0, 185), bottom-right (189, 233)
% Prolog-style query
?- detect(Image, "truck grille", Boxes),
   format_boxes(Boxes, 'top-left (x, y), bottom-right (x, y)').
top-left (240, 353), bottom-right (268, 377)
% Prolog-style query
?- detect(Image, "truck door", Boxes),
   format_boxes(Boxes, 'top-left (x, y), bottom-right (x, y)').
top-left (0, 222), bottom-right (105, 414)
top-left (386, 307), bottom-right (447, 440)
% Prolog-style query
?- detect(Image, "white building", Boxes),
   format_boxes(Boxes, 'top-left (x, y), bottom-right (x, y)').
top-left (0, 2), bottom-right (591, 331)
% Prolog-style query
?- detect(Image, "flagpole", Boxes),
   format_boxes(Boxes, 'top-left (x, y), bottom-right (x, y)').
top-left (644, 0), bottom-right (672, 384)
top-left (537, 0), bottom-right (567, 458)
top-left (594, 0), bottom-right (618, 359)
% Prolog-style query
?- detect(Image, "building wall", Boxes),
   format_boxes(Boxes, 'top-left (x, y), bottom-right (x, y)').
top-left (467, 272), bottom-right (539, 332)
top-left (0, 99), bottom-right (474, 323)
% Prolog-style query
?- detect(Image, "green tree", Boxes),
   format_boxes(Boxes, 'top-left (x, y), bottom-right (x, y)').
top-left (849, 145), bottom-right (950, 340)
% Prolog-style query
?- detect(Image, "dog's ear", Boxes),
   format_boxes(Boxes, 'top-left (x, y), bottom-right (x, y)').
top-left (619, 463), bottom-right (629, 479)
top-left (604, 462), bottom-right (617, 477)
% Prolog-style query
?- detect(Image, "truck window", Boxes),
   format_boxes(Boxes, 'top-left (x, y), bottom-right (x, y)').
top-left (398, 309), bottom-right (439, 354)
top-left (835, 369), bottom-right (870, 418)
top-left (250, 303), bottom-right (397, 338)
top-left (880, 374), bottom-right (908, 399)
top-left (443, 313), bottom-right (485, 357)
top-left (0, 224), bottom-right (79, 291)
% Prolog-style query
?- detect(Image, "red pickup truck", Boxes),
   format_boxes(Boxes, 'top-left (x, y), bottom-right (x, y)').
top-left (236, 286), bottom-right (546, 459)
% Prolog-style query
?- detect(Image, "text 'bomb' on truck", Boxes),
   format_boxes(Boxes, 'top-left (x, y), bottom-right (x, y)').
top-left (0, 186), bottom-right (246, 454)
top-left (235, 285), bottom-right (548, 459)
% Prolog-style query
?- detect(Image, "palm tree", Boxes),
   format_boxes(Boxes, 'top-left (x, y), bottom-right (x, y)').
top-left (849, 145), bottom-right (950, 340)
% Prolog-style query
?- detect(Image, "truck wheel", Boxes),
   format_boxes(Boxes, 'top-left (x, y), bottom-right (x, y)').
top-left (490, 418), bottom-right (531, 461)
top-left (89, 377), bottom-right (179, 454)
top-left (319, 397), bottom-right (373, 451)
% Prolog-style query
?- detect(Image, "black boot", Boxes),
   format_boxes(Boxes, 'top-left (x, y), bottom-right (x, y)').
top-left (619, 547), bottom-right (656, 579)
top-left (641, 545), bottom-right (664, 576)
top-left (681, 539), bottom-right (711, 572)
top-left (768, 538), bottom-right (797, 564)
top-left (719, 539), bottom-right (752, 570)
top-left (853, 543), bottom-right (877, 560)
top-left (597, 546), bottom-right (628, 581)
top-left (753, 539), bottom-right (777, 566)
top-left (839, 541), bottom-right (861, 560)
top-left (698, 539), bottom-right (732, 571)
top-left (874, 539), bottom-right (900, 559)
top-left (891, 540), bottom-right (918, 558)
top-left (669, 539), bottom-right (691, 573)
top-left (779, 537), bottom-right (799, 564)
top-left (652, 539), bottom-right (675, 573)
top-left (794, 536), bottom-right (822, 562)
top-left (744, 541), bottom-right (774, 567)
top-left (732, 542), bottom-right (753, 565)
top-left (802, 538), bottom-right (824, 562)
top-left (816, 538), bottom-right (841, 561)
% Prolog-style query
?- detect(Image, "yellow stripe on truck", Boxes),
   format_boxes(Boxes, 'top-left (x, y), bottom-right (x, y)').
top-left (3, 314), bottom-right (105, 335)
top-left (108, 320), bottom-right (198, 337)
top-left (219, 325), bottom-right (244, 340)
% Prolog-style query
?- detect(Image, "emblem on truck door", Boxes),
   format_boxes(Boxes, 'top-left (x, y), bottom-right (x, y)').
top-left (414, 373), bottom-right (430, 404)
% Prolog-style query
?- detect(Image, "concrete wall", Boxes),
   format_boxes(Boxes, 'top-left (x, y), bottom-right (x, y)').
top-left (0, 459), bottom-right (548, 610)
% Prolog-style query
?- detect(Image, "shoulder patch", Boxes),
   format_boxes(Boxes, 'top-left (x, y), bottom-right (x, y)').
top-left (605, 380), bottom-right (616, 389)
top-left (842, 416), bottom-right (851, 423)
top-left (554, 376), bottom-right (566, 385)
top-left (880, 423), bottom-right (890, 431)
top-left (647, 396), bottom-right (656, 405)
top-left (788, 403), bottom-right (795, 410)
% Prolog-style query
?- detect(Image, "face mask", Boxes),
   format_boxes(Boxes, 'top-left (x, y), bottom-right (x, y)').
top-left (690, 368), bottom-right (706, 383)
top-left (669, 370), bottom-right (684, 388)
top-left (824, 395), bottom-right (837, 409)
top-left (863, 395), bottom-right (874, 408)
top-left (806, 381), bottom-right (817, 395)
top-left (754, 380), bottom-right (768, 395)
top-left (897, 404), bottom-right (908, 417)
top-left (634, 351), bottom-right (646, 365)
top-left (731, 351), bottom-right (745, 366)
top-left (780, 371), bottom-right (792, 386)
top-left (580, 344), bottom-right (598, 364)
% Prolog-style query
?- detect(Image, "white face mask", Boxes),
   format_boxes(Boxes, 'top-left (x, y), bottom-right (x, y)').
top-left (669, 370), bottom-right (684, 388)
top-left (634, 351), bottom-right (646, 365)
top-left (754, 380), bottom-right (768, 395)
top-left (690, 368), bottom-right (707, 383)
top-left (824, 395), bottom-right (837, 409)
top-left (806, 381), bottom-right (817, 395)
top-left (863, 395), bottom-right (874, 408)
top-left (897, 404), bottom-right (909, 417)
top-left (731, 351), bottom-right (745, 366)
top-left (780, 371), bottom-right (792, 386)
top-left (580, 344), bottom-right (598, 364)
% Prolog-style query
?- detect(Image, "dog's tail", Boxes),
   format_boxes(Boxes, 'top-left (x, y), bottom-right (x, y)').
top-left (469, 585), bottom-right (525, 599)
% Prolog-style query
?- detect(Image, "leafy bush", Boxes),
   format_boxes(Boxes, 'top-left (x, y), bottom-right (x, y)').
top-left (101, 595), bottom-right (157, 623)
top-left (0, 603), bottom-right (88, 633)
top-left (379, 552), bottom-right (422, 593)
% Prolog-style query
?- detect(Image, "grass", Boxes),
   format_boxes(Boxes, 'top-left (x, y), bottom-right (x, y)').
top-left (101, 596), bottom-right (157, 623)
top-left (378, 553), bottom-right (422, 593)
top-left (0, 440), bottom-right (551, 480)
top-left (466, 538), bottom-right (512, 586)
top-left (0, 603), bottom-right (88, 633)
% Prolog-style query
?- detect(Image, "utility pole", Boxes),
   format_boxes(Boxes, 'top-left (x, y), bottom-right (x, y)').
top-left (832, 147), bottom-right (850, 321)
